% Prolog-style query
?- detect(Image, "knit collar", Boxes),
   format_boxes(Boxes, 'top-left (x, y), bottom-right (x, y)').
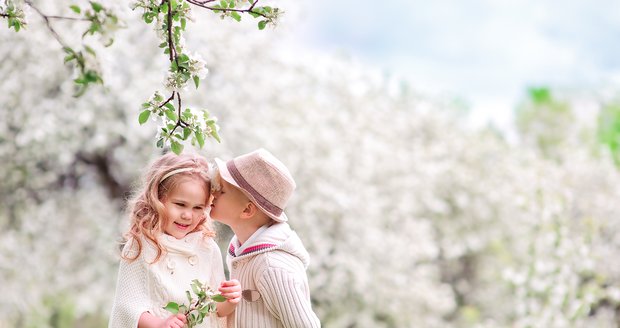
top-left (229, 224), bottom-right (278, 257)
top-left (159, 231), bottom-right (204, 256)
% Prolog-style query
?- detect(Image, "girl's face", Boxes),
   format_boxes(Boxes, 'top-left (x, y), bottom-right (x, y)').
top-left (162, 177), bottom-right (208, 239)
top-left (210, 174), bottom-right (249, 225)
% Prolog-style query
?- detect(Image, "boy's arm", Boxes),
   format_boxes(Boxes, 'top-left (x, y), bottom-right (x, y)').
top-left (258, 268), bottom-right (321, 328)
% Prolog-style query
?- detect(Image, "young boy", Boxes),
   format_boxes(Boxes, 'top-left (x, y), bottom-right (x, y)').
top-left (210, 148), bottom-right (321, 328)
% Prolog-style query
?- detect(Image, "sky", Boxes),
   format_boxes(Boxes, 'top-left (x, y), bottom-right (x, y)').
top-left (290, 0), bottom-right (620, 131)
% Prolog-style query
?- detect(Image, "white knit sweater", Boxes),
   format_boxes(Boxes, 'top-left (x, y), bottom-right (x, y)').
top-left (108, 232), bottom-right (230, 328)
top-left (226, 222), bottom-right (321, 328)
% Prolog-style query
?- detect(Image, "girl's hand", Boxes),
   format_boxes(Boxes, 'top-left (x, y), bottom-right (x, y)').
top-left (159, 313), bottom-right (187, 328)
top-left (218, 279), bottom-right (242, 304)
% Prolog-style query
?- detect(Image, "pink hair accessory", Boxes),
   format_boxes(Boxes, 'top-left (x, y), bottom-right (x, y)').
top-left (161, 167), bottom-right (195, 182)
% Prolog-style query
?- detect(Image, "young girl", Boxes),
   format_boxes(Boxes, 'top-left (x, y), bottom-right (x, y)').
top-left (109, 153), bottom-right (240, 328)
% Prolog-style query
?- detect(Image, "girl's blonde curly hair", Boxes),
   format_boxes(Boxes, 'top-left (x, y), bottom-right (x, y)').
top-left (123, 152), bottom-right (215, 263)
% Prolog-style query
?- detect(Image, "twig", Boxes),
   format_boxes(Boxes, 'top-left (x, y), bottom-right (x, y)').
top-left (24, 0), bottom-right (68, 48)
top-left (186, 0), bottom-right (271, 19)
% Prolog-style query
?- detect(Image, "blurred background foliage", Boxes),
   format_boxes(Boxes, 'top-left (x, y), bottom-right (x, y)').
top-left (1, 1), bottom-right (620, 327)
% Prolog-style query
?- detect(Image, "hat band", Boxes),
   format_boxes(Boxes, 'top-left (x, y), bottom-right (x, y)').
top-left (227, 161), bottom-right (283, 217)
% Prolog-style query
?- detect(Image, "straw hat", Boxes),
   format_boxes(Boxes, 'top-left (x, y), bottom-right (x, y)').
top-left (214, 149), bottom-right (296, 222)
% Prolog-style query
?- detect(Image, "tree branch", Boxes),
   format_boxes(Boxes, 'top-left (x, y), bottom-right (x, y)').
top-left (46, 15), bottom-right (89, 21)
top-left (186, 0), bottom-right (271, 19)
top-left (166, 1), bottom-right (178, 65)
top-left (158, 92), bottom-right (176, 109)
top-left (24, 0), bottom-right (68, 48)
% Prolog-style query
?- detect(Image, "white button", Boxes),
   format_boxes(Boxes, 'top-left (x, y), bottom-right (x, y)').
top-left (167, 259), bottom-right (176, 270)
top-left (188, 255), bottom-right (198, 266)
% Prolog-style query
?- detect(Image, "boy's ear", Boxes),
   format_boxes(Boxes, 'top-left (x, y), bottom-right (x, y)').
top-left (240, 202), bottom-right (258, 219)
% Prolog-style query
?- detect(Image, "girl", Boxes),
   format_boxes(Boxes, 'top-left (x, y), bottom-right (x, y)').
top-left (109, 153), bottom-right (240, 328)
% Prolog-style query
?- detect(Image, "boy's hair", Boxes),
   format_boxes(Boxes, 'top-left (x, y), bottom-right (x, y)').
top-left (123, 152), bottom-right (214, 263)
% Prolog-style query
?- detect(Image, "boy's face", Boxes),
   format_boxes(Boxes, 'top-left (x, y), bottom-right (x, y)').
top-left (210, 173), bottom-right (250, 225)
top-left (162, 177), bottom-right (208, 239)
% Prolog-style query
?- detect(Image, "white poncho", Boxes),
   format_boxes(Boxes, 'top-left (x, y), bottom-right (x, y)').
top-left (108, 231), bottom-right (230, 328)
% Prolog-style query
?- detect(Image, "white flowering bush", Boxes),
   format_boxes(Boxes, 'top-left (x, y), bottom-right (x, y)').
top-left (1, 1), bottom-right (620, 328)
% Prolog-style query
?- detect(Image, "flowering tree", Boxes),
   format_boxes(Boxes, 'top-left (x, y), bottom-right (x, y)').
top-left (2, 2), bottom-right (620, 328)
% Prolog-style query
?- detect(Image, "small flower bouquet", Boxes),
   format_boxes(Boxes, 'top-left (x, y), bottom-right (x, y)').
top-left (163, 279), bottom-right (227, 327)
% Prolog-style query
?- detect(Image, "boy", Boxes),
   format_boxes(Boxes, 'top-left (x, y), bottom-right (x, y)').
top-left (210, 148), bottom-right (321, 328)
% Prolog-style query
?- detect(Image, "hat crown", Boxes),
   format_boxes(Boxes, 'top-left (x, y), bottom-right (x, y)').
top-left (221, 149), bottom-right (295, 222)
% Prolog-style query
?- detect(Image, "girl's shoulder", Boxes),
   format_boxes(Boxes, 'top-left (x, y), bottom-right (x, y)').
top-left (121, 235), bottom-right (159, 260)
top-left (184, 232), bottom-right (221, 257)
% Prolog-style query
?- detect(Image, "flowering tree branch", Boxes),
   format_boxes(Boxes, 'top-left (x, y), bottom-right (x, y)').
top-left (1, 0), bottom-right (281, 154)
top-left (134, 0), bottom-right (282, 154)
top-left (1, 1), bottom-right (121, 96)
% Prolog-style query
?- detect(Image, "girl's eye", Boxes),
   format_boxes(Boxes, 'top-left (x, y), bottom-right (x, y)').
top-left (175, 203), bottom-right (185, 207)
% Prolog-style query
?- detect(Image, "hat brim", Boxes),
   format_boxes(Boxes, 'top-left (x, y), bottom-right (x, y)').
top-left (214, 158), bottom-right (288, 223)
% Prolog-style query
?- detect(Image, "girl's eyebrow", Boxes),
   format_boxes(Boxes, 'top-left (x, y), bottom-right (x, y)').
top-left (170, 198), bottom-right (205, 206)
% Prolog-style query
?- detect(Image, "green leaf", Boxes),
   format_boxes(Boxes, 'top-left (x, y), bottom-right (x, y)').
top-left (163, 302), bottom-right (180, 314)
top-left (228, 0), bottom-right (235, 8)
top-left (143, 12), bottom-right (154, 24)
top-left (181, 18), bottom-right (187, 30)
top-left (186, 290), bottom-right (193, 304)
top-left (165, 109), bottom-right (178, 122)
top-left (138, 110), bottom-right (151, 125)
top-left (178, 54), bottom-right (190, 63)
top-left (84, 45), bottom-right (96, 56)
top-left (171, 140), bottom-right (184, 155)
top-left (220, 0), bottom-right (227, 8)
top-left (258, 20), bottom-right (267, 30)
top-left (210, 127), bottom-right (221, 143)
top-left (164, 103), bottom-right (175, 112)
top-left (195, 130), bottom-right (205, 148)
top-left (212, 294), bottom-right (227, 302)
top-left (230, 12), bottom-right (241, 22)
top-left (156, 138), bottom-right (164, 148)
top-left (191, 282), bottom-right (201, 295)
top-left (183, 127), bottom-right (191, 140)
top-left (90, 1), bottom-right (103, 13)
top-left (199, 305), bottom-right (210, 315)
top-left (70, 5), bottom-right (81, 14)
top-left (193, 75), bottom-right (200, 89)
top-left (64, 54), bottom-right (76, 63)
